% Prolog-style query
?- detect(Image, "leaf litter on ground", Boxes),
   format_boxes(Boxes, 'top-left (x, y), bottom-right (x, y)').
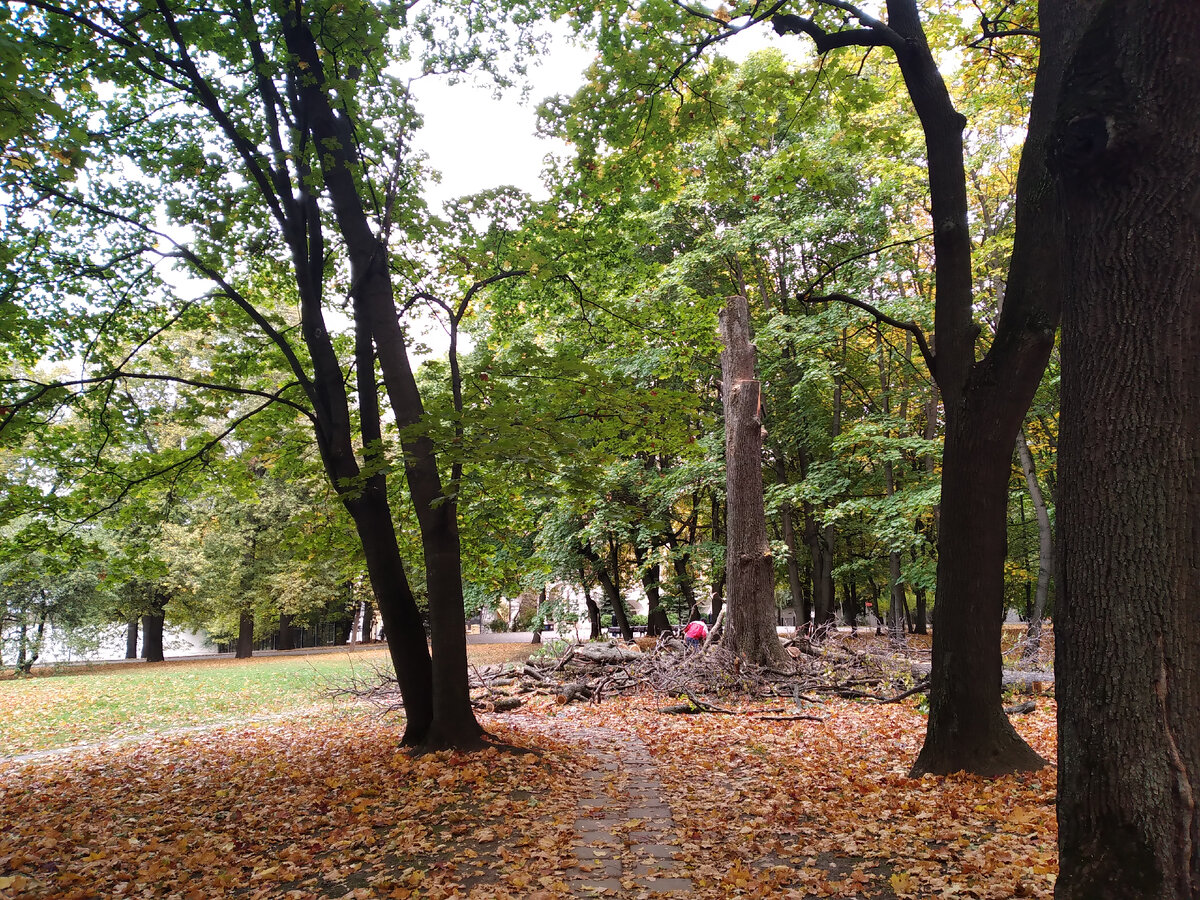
top-left (0, 635), bottom-right (1058, 899)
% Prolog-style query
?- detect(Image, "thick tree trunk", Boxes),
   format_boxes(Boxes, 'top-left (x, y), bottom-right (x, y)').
top-left (911, 422), bottom-right (1047, 775)
top-left (277, 613), bottom-right (295, 652)
top-left (719, 296), bottom-right (788, 667)
top-left (1054, 3), bottom-right (1200, 895)
top-left (360, 603), bottom-right (375, 644)
top-left (141, 613), bottom-right (165, 663)
top-left (1016, 429), bottom-right (1052, 661)
top-left (235, 611), bottom-right (254, 659)
top-left (125, 618), bottom-right (139, 660)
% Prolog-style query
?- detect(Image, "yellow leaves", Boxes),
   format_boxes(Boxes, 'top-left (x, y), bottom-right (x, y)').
top-left (891, 870), bottom-right (918, 894)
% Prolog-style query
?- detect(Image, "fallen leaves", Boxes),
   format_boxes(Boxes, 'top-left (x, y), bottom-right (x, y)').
top-left (0, 643), bottom-right (1060, 899)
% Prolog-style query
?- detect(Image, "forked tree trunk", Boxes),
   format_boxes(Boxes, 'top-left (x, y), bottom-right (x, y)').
top-left (719, 295), bottom-right (788, 667)
top-left (1054, 3), bottom-right (1200, 895)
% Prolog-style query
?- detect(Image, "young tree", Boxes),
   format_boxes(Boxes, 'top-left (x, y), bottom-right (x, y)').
top-left (1052, 1), bottom-right (1200, 895)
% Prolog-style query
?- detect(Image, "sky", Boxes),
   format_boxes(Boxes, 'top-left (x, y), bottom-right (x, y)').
top-left (405, 34), bottom-right (595, 211)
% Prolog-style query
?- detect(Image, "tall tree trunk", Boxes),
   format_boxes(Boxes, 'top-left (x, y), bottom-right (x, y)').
top-left (637, 547), bottom-right (670, 636)
top-left (843, 577), bottom-right (859, 635)
top-left (580, 539), bottom-right (633, 640)
top-left (282, 15), bottom-right (480, 752)
top-left (1054, 3), bottom-right (1200, 895)
top-left (277, 613), bottom-right (295, 652)
top-left (360, 602), bottom-right (375, 644)
top-left (125, 618), bottom-right (139, 660)
top-left (1016, 429), bottom-right (1052, 661)
top-left (710, 493), bottom-right (725, 622)
top-left (719, 295), bottom-right (788, 667)
top-left (235, 611), bottom-right (254, 659)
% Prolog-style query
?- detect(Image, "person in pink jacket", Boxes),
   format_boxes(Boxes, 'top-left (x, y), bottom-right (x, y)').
top-left (684, 619), bottom-right (708, 650)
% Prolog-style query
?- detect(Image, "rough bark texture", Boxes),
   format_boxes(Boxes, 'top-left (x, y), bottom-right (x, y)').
top-left (1053, 2), bottom-right (1200, 895)
top-left (719, 296), bottom-right (788, 667)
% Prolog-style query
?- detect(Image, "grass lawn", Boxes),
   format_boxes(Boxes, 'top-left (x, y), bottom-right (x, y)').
top-left (0, 643), bottom-right (536, 757)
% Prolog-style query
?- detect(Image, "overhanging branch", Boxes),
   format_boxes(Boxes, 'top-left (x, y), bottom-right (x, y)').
top-left (806, 292), bottom-right (937, 378)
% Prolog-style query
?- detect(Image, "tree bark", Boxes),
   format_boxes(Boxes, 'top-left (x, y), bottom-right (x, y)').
top-left (125, 618), bottom-right (139, 660)
top-left (1053, 3), bottom-right (1200, 895)
top-left (235, 611), bottom-right (254, 659)
top-left (1015, 428), bottom-right (1052, 661)
top-left (282, 13), bottom-right (481, 752)
top-left (579, 565), bottom-right (602, 640)
top-left (277, 613), bottom-right (295, 652)
top-left (141, 612), bottom-right (165, 663)
top-left (719, 295), bottom-right (788, 667)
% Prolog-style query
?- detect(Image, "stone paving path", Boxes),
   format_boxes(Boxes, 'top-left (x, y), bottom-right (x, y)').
top-left (522, 722), bottom-right (695, 897)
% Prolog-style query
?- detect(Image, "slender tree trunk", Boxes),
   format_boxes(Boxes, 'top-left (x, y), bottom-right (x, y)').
top-left (1016, 429), bottom-right (1052, 661)
top-left (720, 295), bottom-right (788, 666)
top-left (282, 15), bottom-right (481, 752)
top-left (581, 539), bottom-right (633, 640)
top-left (235, 611), bottom-right (254, 659)
top-left (125, 618), bottom-right (139, 660)
top-left (361, 602), bottom-right (375, 644)
top-left (710, 493), bottom-right (725, 622)
top-left (843, 578), bottom-right (859, 635)
top-left (579, 566), bottom-right (602, 640)
top-left (1054, 4), bottom-right (1200, 895)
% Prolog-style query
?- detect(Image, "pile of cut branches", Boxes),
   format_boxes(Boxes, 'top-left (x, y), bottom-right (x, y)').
top-left (338, 633), bottom-right (939, 717)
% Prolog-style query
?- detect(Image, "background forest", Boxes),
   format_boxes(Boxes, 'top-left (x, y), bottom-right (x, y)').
top-left (0, 0), bottom-right (1053, 669)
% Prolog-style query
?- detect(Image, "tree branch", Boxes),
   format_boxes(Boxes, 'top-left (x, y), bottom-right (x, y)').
top-left (806, 292), bottom-right (937, 378)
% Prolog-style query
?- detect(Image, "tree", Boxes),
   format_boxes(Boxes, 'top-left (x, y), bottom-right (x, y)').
top-left (2, 0), bottom-right (565, 750)
top-left (764, 0), bottom-right (1057, 775)
top-left (1052, 1), bottom-right (1200, 895)
top-left (720, 295), bottom-right (788, 666)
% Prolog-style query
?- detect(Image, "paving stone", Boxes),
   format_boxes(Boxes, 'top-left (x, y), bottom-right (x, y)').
top-left (574, 877), bottom-right (625, 892)
top-left (635, 876), bottom-right (694, 892)
top-left (632, 843), bottom-right (678, 859)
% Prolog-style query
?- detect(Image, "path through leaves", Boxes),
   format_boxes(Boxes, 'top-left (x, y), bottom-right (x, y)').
top-left (0, 691), bottom-right (1057, 898)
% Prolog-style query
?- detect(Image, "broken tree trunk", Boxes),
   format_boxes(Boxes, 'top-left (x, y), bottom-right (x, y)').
top-left (719, 295), bottom-right (789, 668)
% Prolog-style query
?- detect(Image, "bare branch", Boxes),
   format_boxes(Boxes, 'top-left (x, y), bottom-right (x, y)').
top-left (806, 292), bottom-right (937, 378)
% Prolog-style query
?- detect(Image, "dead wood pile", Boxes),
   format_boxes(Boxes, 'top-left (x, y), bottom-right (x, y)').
top-left (339, 632), bottom-right (1048, 719)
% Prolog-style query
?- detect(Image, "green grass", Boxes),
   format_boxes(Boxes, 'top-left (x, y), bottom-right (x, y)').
top-left (0, 649), bottom-right (395, 757)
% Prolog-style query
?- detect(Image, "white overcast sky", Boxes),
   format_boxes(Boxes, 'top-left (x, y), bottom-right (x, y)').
top-left (404, 22), bottom-right (792, 212)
